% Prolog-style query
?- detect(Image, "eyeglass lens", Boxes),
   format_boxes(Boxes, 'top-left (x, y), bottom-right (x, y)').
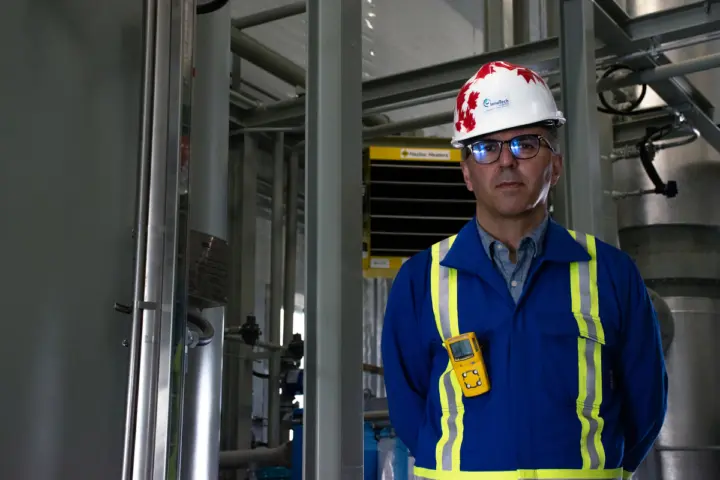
top-left (468, 134), bottom-right (542, 164)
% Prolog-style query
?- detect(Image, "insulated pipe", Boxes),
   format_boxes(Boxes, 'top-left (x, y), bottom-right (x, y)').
top-left (232, 2), bottom-right (307, 29)
top-left (182, 4), bottom-right (230, 479)
top-left (267, 133), bottom-right (285, 447)
top-left (218, 443), bottom-right (293, 469)
top-left (282, 152), bottom-right (299, 347)
top-left (596, 52), bottom-right (720, 92)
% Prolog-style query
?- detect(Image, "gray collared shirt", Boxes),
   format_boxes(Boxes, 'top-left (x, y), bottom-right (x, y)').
top-left (476, 217), bottom-right (549, 303)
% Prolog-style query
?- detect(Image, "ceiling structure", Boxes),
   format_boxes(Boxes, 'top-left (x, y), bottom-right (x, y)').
top-left (230, 0), bottom-right (487, 138)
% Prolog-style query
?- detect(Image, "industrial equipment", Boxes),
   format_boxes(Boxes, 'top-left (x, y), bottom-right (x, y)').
top-left (363, 137), bottom-right (468, 278)
top-left (611, 1), bottom-right (720, 477)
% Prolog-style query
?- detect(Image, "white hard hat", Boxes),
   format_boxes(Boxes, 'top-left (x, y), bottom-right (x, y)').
top-left (451, 61), bottom-right (565, 147)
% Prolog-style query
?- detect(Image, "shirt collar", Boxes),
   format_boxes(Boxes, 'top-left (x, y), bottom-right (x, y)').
top-left (475, 215), bottom-right (549, 261)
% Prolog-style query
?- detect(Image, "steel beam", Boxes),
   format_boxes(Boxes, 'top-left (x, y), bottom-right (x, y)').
top-left (623, 0), bottom-right (720, 46)
top-left (239, 2), bottom-right (720, 127)
top-left (304, 0), bottom-right (364, 478)
top-left (592, 0), bottom-right (720, 154)
top-left (557, 0), bottom-right (604, 238)
top-left (232, 2), bottom-right (307, 30)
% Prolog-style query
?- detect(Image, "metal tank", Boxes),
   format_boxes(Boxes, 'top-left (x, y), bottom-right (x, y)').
top-left (613, 0), bottom-right (720, 478)
top-left (0, 0), bottom-right (142, 478)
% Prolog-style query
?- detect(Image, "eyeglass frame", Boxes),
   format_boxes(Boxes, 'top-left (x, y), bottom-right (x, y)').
top-left (463, 133), bottom-right (559, 165)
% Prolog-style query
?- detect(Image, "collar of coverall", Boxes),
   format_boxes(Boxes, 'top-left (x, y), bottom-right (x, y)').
top-left (440, 217), bottom-right (592, 278)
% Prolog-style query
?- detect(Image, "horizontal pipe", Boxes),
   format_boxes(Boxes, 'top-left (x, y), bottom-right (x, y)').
top-left (232, 2), bottom-right (307, 29)
top-left (363, 112), bottom-right (453, 139)
top-left (363, 91), bottom-right (457, 115)
top-left (224, 334), bottom-right (285, 351)
top-left (230, 29), bottom-right (306, 87)
top-left (229, 88), bottom-right (261, 108)
top-left (364, 410), bottom-right (390, 421)
top-left (219, 443), bottom-right (292, 469)
top-left (655, 445), bottom-right (720, 452)
top-left (597, 52), bottom-right (720, 91)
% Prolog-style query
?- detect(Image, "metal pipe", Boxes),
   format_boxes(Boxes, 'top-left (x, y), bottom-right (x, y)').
top-left (363, 111), bottom-right (453, 139)
top-left (235, 126), bottom-right (304, 133)
top-left (224, 334), bottom-right (285, 351)
top-left (121, 0), bottom-right (156, 476)
top-left (182, 4), bottom-right (230, 479)
top-left (362, 91), bottom-right (457, 115)
top-left (232, 2), bottom-right (307, 29)
top-left (598, 30), bottom-right (720, 69)
top-left (230, 29), bottom-right (307, 87)
top-left (282, 152), bottom-right (299, 347)
top-left (230, 28), bottom-right (388, 127)
top-left (267, 133), bottom-right (285, 447)
top-left (218, 443), bottom-right (292, 469)
top-left (596, 52), bottom-right (720, 92)
top-left (229, 89), bottom-right (260, 108)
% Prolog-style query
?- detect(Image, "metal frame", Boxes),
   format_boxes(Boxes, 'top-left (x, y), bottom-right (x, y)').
top-left (234, 1), bottom-right (720, 154)
top-left (304, 0), bottom-right (364, 477)
top-left (557, 0), bottom-right (604, 237)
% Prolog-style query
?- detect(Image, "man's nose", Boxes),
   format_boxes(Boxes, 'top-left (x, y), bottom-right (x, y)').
top-left (497, 143), bottom-right (518, 168)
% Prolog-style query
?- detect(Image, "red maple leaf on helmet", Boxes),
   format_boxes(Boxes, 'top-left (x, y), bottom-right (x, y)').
top-left (474, 63), bottom-right (497, 80)
top-left (456, 81), bottom-right (472, 113)
top-left (492, 61), bottom-right (545, 85)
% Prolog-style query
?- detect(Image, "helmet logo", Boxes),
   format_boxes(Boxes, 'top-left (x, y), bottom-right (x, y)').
top-left (482, 98), bottom-right (510, 111)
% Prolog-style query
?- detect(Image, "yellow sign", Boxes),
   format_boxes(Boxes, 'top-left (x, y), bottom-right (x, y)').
top-left (363, 256), bottom-right (408, 278)
top-left (369, 146), bottom-right (462, 163)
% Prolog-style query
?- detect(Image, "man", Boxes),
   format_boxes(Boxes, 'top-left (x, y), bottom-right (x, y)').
top-left (381, 61), bottom-right (668, 480)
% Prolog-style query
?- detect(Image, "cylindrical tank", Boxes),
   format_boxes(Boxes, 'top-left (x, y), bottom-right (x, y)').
top-left (614, 1), bottom-right (720, 477)
top-left (0, 1), bottom-right (142, 478)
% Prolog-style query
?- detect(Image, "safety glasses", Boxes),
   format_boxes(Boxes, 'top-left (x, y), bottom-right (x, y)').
top-left (465, 134), bottom-right (556, 165)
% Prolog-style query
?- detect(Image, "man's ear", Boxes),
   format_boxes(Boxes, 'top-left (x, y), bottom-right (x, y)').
top-left (460, 159), bottom-right (474, 192)
top-left (550, 153), bottom-right (563, 187)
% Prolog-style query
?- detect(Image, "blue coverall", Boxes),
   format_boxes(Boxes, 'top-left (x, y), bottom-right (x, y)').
top-left (381, 218), bottom-right (668, 479)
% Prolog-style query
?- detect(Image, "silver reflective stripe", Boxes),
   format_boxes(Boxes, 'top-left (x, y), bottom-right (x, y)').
top-left (437, 237), bottom-right (451, 340)
top-left (436, 236), bottom-right (459, 471)
top-left (572, 233), bottom-right (602, 469)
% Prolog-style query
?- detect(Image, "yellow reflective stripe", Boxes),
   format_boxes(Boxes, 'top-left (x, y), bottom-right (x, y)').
top-left (622, 470), bottom-right (634, 480)
top-left (568, 230), bottom-right (606, 470)
top-left (430, 235), bottom-right (464, 471)
top-left (414, 466), bottom-right (625, 480)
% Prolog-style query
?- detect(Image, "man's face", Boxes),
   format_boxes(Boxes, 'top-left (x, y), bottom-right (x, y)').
top-left (460, 126), bottom-right (562, 218)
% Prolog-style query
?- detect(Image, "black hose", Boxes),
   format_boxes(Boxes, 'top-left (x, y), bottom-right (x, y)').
top-left (188, 311), bottom-right (215, 346)
top-left (597, 64), bottom-right (649, 116)
top-left (197, 0), bottom-right (229, 15)
top-left (636, 125), bottom-right (678, 198)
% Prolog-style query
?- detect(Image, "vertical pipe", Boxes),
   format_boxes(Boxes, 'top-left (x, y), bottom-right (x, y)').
top-left (181, 4), bottom-right (230, 479)
top-left (122, 0), bottom-right (156, 477)
top-left (305, 0), bottom-right (364, 478)
top-left (129, 0), bottom-right (195, 476)
top-left (223, 128), bottom-right (258, 470)
top-left (268, 133), bottom-right (285, 447)
top-left (282, 152), bottom-right (299, 348)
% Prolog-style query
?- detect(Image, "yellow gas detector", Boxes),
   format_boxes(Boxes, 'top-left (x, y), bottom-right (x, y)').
top-left (444, 332), bottom-right (490, 397)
